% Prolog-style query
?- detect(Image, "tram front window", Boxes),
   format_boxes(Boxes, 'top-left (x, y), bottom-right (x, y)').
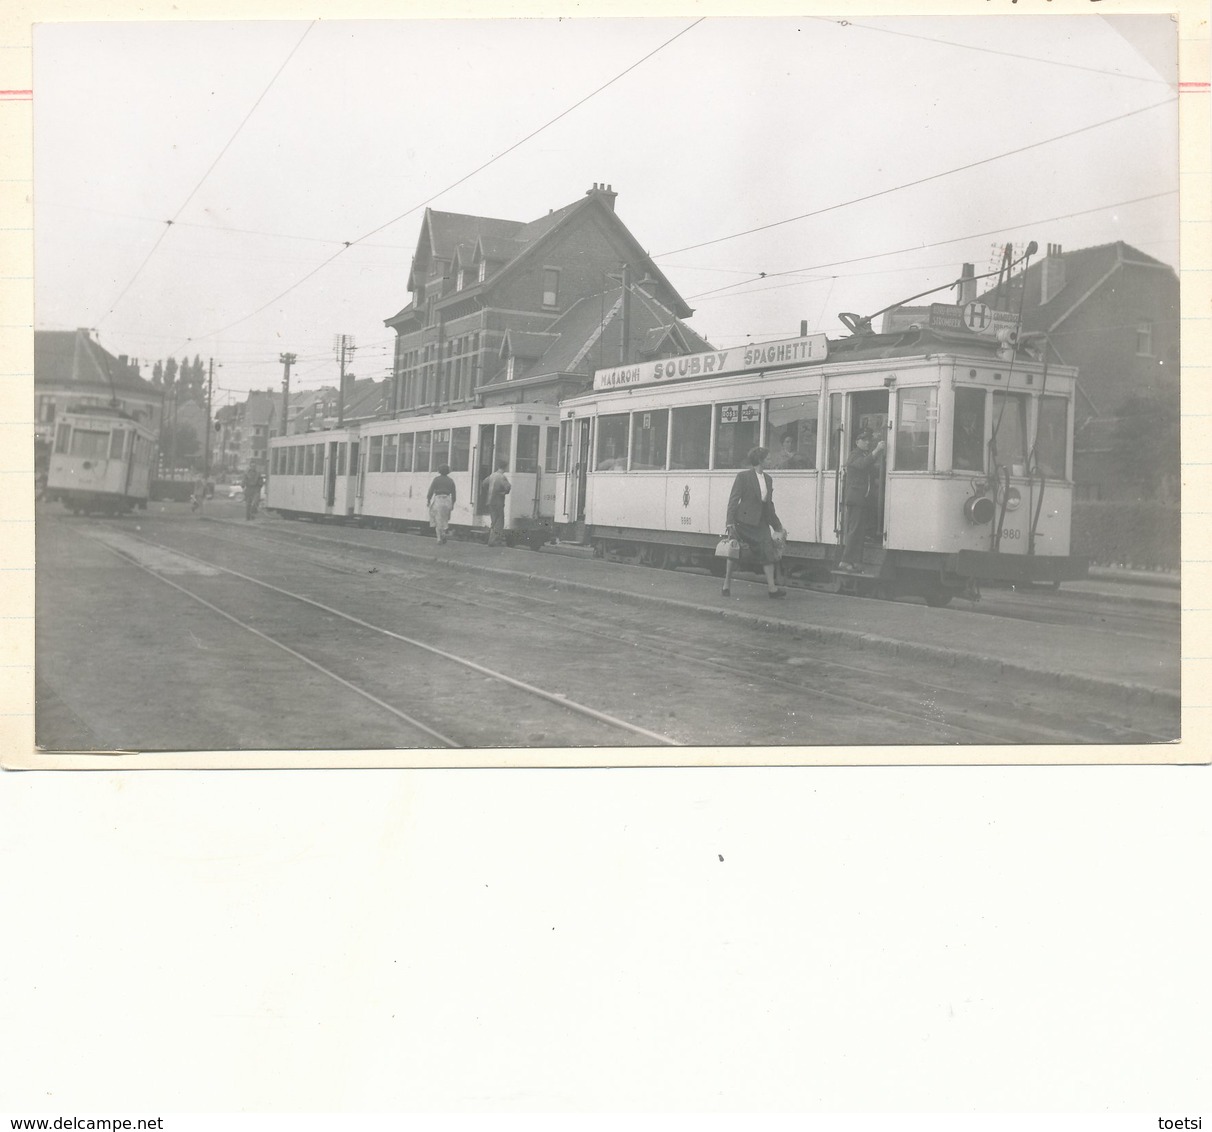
top-left (953, 388), bottom-right (986, 472)
top-left (69, 429), bottom-right (109, 459)
top-left (1035, 396), bottom-right (1068, 478)
top-left (516, 425), bottom-right (540, 474)
top-left (894, 387), bottom-right (935, 472)
top-left (990, 391), bottom-right (1029, 473)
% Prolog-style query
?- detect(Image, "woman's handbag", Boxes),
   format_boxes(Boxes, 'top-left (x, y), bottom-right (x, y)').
top-left (715, 536), bottom-right (741, 561)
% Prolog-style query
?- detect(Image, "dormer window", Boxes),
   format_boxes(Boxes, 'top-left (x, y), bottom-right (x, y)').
top-left (478, 261), bottom-right (488, 283)
top-left (542, 267), bottom-right (560, 308)
top-left (506, 355), bottom-right (517, 382)
top-left (457, 269), bottom-right (466, 292)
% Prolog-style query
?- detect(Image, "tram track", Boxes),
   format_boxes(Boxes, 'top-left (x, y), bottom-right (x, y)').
top-left (152, 518), bottom-right (1173, 745)
top-left (77, 522), bottom-right (679, 749)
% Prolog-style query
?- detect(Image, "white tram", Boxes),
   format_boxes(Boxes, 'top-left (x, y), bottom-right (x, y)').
top-left (45, 404), bottom-right (158, 515)
top-left (267, 403), bottom-right (562, 545)
top-left (555, 326), bottom-right (1088, 605)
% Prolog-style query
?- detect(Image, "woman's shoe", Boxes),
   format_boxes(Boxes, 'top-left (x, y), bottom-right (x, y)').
top-left (768, 588), bottom-right (787, 599)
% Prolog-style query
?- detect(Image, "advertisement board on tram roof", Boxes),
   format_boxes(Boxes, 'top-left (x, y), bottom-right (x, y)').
top-left (592, 332), bottom-right (829, 392)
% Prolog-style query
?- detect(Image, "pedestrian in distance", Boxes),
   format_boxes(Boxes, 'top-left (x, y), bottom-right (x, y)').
top-left (837, 429), bottom-right (886, 571)
top-left (190, 474), bottom-right (206, 514)
top-left (481, 458), bottom-right (511, 546)
top-left (242, 464), bottom-right (264, 521)
top-left (427, 463), bottom-right (457, 544)
top-left (722, 446), bottom-right (788, 599)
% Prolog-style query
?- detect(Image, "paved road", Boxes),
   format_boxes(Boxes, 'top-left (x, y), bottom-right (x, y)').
top-left (32, 501), bottom-right (1182, 759)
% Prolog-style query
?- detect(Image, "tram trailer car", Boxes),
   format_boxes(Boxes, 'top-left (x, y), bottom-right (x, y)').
top-left (268, 404), bottom-right (561, 546)
top-left (555, 327), bottom-right (1088, 606)
top-left (45, 404), bottom-right (158, 515)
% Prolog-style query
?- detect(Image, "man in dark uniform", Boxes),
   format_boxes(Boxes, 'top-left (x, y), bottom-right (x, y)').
top-left (837, 429), bottom-right (886, 571)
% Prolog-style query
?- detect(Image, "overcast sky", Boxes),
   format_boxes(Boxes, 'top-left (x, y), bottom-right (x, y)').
top-left (32, 13), bottom-right (1179, 407)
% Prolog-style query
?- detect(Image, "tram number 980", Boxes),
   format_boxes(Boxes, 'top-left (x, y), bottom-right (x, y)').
top-left (1000, 528), bottom-right (1022, 540)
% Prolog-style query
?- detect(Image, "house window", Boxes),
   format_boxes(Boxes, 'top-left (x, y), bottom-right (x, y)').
top-left (478, 261), bottom-right (487, 283)
top-left (542, 268), bottom-right (560, 308)
top-left (456, 269), bottom-right (465, 292)
top-left (506, 355), bottom-right (517, 382)
top-left (1136, 322), bottom-right (1153, 357)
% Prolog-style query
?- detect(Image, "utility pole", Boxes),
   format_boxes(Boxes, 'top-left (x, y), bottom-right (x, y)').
top-left (204, 358), bottom-right (214, 482)
top-left (608, 264), bottom-right (632, 365)
top-left (334, 335), bottom-right (355, 426)
top-left (279, 352), bottom-right (296, 436)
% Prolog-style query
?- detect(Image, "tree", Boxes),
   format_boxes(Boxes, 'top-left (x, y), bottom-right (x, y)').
top-left (1112, 394), bottom-right (1180, 502)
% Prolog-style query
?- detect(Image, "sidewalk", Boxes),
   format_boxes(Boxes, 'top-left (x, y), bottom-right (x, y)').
top-left (238, 516), bottom-right (1182, 710)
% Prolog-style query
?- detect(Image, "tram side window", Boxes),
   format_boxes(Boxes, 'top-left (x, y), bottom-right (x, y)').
top-left (383, 434), bottom-right (398, 473)
top-left (826, 393), bottom-right (844, 469)
top-left (54, 423), bottom-right (71, 454)
top-left (953, 388), bottom-right (986, 472)
top-left (894, 388), bottom-right (935, 472)
top-left (557, 420), bottom-right (572, 473)
top-left (70, 429), bottom-right (110, 459)
top-left (433, 429), bottom-right (451, 471)
top-left (630, 409), bottom-right (668, 470)
top-left (669, 405), bottom-right (711, 470)
top-left (313, 443), bottom-right (323, 475)
top-left (990, 391), bottom-right (1029, 472)
top-left (416, 431), bottom-right (432, 473)
top-left (714, 403), bottom-right (761, 469)
top-left (109, 430), bottom-right (126, 459)
top-left (399, 433), bottom-right (415, 473)
top-left (516, 425), bottom-right (541, 473)
top-left (1035, 396), bottom-right (1068, 478)
top-left (596, 413), bottom-right (630, 470)
top-left (304, 444), bottom-right (315, 476)
top-left (451, 427), bottom-right (470, 472)
top-left (767, 395), bottom-right (818, 469)
top-left (544, 427), bottom-right (559, 474)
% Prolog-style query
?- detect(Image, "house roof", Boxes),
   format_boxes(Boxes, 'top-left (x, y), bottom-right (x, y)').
top-left (243, 391), bottom-right (277, 427)
top-left (977, 241), bottom-right (1176, 333)
top-left (34, 329), bottom-right (159, 397)
top-left (341, 377), bottom-right (388, 421)
top-left (481, 284), bottom-right (713, 390)
top-left (392, 188), bottom-right (695, 328)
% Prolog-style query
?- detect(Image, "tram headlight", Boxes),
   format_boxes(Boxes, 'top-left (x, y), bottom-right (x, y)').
top-left (964, 495), bottom-right (995, 525)
top-left (1002, 487), bottom-right (1023, 512)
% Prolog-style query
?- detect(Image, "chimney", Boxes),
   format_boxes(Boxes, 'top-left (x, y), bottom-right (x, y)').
top-left (586, 182), bottom-right (618, 211)
top-left (958, 263), bottom-right (976, 305)
top-left (1039, 243), bottom-right (1066, 305)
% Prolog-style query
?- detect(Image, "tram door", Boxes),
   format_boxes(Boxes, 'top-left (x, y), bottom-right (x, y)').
top-left (325, 440), bottom-right (338, 509)
top-left (475, 425), bottom-right (496, 515)
top-left (834, 390), bottom-right (889, 545)
top-left (573, 418), bottom-right (591, 522)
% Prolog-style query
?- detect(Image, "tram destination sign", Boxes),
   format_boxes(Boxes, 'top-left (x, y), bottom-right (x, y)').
top-left (593, 333), bottom-right (829, 392)
top-left (929, 302), bottom-right (1019, 336)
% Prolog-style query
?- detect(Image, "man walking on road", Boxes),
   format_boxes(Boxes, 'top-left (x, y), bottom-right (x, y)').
top-left (482, 459), bottom-right (511, 546)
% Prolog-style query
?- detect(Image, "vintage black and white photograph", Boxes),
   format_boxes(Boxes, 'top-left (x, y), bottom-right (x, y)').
top-left (26, 11), bottom-right (1187, 761)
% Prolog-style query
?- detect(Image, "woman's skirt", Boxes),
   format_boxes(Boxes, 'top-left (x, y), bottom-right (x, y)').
top-left (428, 495), bottom-right (453, 534)
top-left (733, 519), bottom-right (778, 566)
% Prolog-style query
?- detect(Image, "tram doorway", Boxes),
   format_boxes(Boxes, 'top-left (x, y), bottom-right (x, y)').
top-left (574, 418), bottom-right (591, 522)
top-left (837, 389), bottom-right (889, 547)
top-left (325, 441), bottom-right (338, 509)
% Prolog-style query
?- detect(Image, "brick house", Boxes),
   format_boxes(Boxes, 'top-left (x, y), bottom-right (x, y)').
top-left (385, 184), bottom-right (710, 414)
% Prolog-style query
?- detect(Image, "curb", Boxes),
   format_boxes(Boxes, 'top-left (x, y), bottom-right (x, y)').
top-left (225, 516), bottom-right (1179, 713)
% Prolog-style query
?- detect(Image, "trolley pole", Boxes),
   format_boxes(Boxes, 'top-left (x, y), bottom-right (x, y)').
top-left (334, 334), bottom-right (355, 427)
top-left (204, 358), bottom-right (214, 481)
top-left (279, 352), bottom-right (296, 436)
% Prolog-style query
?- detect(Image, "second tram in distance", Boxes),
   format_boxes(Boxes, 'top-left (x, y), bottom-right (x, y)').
top-left (553, 325), bottom-right (1088, 605)
top-left (44, 403), bottom-right (158, 516)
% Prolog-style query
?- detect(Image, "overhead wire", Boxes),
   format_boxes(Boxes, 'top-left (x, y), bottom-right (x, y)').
top-left (96, 21), bottom-right (318, 330)
top-left (685, 190), bottom-right (1177, 303)
top-left (809, 15), bottom-right (1173, 84)
top-left (172, 18), bottom-right (705, 351)
top-left (653, 99), bottom-right (1175, 259)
